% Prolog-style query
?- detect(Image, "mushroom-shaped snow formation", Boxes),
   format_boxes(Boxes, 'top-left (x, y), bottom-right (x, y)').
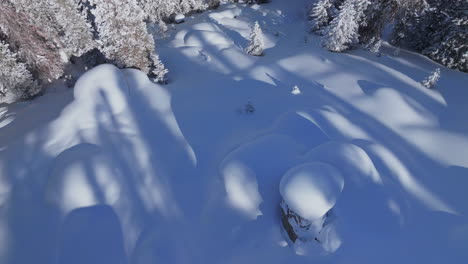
top-left (280, 162), bottom-right (344, 220)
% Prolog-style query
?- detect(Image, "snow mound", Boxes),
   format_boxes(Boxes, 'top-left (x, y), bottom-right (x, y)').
top-left (220, 160), bottom-right (262, 219)
top-left (73, 64), bottom-right (129, 115)
top-left (45, 144), bottom-right (123, 213)
top-left (280, 162), bottom-right (344, 220)
top-left (174, 14), bottom-right (185, 24)
top-left (305, 141), bottom-right (382, 184)
top-left (219, 134), bottom-right (305, 218)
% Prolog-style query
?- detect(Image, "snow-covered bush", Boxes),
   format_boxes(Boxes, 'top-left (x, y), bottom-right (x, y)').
top-left (0, 41), bottom-right (40, 99)
top-left (421, 68), bottom-right (441, 89)
top-left (246, 21), bottom-right (264, 56)
top-left (280, 162), bottom-right (344, 254)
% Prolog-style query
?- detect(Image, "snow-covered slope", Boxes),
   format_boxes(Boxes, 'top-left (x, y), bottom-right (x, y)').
top-left (1, 1), bottom-right (467, 264)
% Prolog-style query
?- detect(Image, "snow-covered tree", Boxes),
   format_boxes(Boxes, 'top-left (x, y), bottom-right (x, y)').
top-left (309, 0), bottom-right (333, 33)
top-left (0, 41), bottom-right (40, 99)
top-left (149, 53), bottom-right (169, 84)
top-left (179, 0), bottom-right (208, 14)
top-left (138, 0), bottom-right (208, 23)
top-left (48, 0), bottom-right (95, 58)
top-left (322, 0), bottom-right (359, 52)
top-left (0, 1), bottom-right (64, 83)
top-left (421, 68), bottom-right (441, 89)
top-left (90, 0), bottom-right (168, 81)
top-left (138, 0), bottom-right (178, 22)
top-left (391, 0), bottom-right (467, 72)
top-left (353, 0), bottom-right (370, 23)
top-left (246, 21), bottom-right (264, 56)
top-left (365, 36), bottom-right (382, 56)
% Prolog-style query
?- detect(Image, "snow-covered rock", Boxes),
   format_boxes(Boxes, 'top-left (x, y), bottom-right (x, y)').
top-left (279, 162), bottom-right (344, 255)
top-left (174, 14), bottom-right (185, 24)
top-left (280, 162), bottom-right (344, 221)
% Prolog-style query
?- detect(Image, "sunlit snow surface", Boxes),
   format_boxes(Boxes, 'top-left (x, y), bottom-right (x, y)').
top-left (1, 1), bottom-right (468, 264)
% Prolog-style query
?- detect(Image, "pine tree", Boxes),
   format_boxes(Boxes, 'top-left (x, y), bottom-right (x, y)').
top-left (365, 36), bottom-right (382, 56)
top-left (149, 53), bottom-right (169, 84)
top-left (0, 41), bottom-right (40, 99)
top-left (90, 0), bottom-right (168, 80)
top-left (246, 21), bottom-right (264, 56)
top-left (392, 0), bottom-right (467, 72)
top-left (350, 0), bottom-right (370, 44)
top-left (421, 68), bottom-right (441, 89)
top-left (370, 38), bottom-right (382, 56)
top-left (322, 0), bottom-right (359, 52)
top-left (309, 0), bottom-right (333, 33)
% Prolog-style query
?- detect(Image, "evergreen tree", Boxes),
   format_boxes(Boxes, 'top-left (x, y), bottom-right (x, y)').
top-left (90, 0), bottom-right (168, 80)
top-left (150, 53), bottom-right (169, 84)
top-left (322, 0), bottom-right (358, 52)
top-left (366, 37), bottom-right (382, 56)
top-left (0, 41), bottom-right (40, 99)
top-left (246, 21), bottom-right (264, 56)
top-left (421, 68), bottom-right (441, 89)
top-left (392, 0), bottom-right (467, 72)
top-left (309, 0), bottom-right (333, 33)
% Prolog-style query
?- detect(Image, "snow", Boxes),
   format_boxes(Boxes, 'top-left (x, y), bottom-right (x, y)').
top-left (175, 14), bottom-right (185, 24)
top-left (1, 1), bottom-right (468, 264)
top-left (280, 162), bottom-right (344, 220)
top-left (220, 160), bottom-right (262, 219)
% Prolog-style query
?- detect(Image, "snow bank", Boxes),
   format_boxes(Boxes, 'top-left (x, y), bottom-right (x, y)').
top-left (280, 162), bottom-right (344, 220)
